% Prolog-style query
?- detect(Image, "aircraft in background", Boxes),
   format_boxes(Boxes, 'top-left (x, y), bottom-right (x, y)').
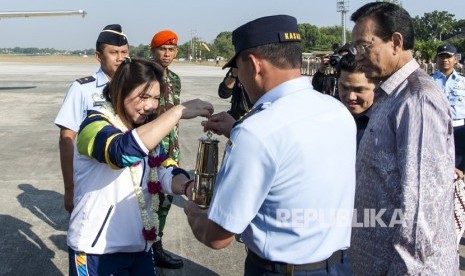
top-left (0, 9), bottom-right (87, 90)
top-left (0, 10), bottom-right (86, 20)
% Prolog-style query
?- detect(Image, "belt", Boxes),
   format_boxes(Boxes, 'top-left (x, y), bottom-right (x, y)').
top-left (247, 249), bottom-right (343, 275)
top-left (453, 119), bottom-right (465, 127)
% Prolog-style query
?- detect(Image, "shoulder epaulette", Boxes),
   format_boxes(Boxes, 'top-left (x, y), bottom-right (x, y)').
top-left (233, 103), bottom-right (265, 127)
top-left (76, 76), bottom-right (96, 84)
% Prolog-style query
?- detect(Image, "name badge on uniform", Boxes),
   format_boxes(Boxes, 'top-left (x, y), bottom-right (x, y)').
top-left (92, 93), bottom-right (106, 107)
top-left (454, 80), bottom-right (465, 90)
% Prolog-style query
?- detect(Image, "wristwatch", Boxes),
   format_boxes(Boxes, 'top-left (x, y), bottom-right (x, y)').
top-left (172, 167), bottom-right (191, 179)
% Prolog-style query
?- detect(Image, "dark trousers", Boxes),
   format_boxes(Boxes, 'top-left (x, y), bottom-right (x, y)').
top-left (454, 126), bottom-right (465, 171)
top-left (244, 250), bottom-right (353, 276)
top-left (68, 247), bottom-right (155, 276)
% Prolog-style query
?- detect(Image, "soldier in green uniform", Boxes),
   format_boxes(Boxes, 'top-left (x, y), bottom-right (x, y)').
top-left (149, 29), bottom-right (184, 269)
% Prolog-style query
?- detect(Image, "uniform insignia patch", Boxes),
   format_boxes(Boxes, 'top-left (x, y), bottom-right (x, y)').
top-left (220, 139), bottom-right (233, 166)
top-left (76, 76), bottom-right (96, 84)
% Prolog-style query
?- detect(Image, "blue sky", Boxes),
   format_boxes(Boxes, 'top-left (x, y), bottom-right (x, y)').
top-left (1, 0), bottom-right (464, 51)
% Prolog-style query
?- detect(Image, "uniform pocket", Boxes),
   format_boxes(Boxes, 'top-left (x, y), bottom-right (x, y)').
top-left (450, 89), bottom-right (465, 106)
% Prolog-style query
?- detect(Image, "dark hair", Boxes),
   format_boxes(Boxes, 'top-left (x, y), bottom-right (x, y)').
top-left (351, 2), bottom-right (414, 50)
top-left (103, 57), bottom-right (164, 128)
top-left (96, 42), bottom-right (106, 54)
top-left (238, 42), bottom-right (302, 69)
top-left (336, 53), bottom-right (364, 78)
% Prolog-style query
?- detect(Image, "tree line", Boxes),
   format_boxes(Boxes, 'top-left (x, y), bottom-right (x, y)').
top-left (133, 9), bottom-right (465, 62)
top-left (2, 9), bottom-right (464, 62)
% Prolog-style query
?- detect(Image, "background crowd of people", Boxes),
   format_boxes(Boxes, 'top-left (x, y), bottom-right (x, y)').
top-left (302, 48), bottom-right (465, 77)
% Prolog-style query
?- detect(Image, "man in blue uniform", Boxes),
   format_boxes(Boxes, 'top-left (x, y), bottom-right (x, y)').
top-left (433, 44), bottom-right (465, 177)
top-left (185, 15), bottom-right (356, 275)
top-left (54, 24), bottom-right (129, 213)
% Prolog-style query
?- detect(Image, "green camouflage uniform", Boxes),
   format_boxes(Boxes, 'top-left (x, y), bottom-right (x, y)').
top-left (156, 68), bottom-right (181, 238)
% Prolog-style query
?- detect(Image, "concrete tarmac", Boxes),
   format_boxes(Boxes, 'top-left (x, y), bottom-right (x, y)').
top-left (0, 60), bottom-right (464, 275)
top-left (0, 61), bottom-right (241, 276)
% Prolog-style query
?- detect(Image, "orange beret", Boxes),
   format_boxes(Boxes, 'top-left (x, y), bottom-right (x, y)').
top-left (150, 30), bottom-right (178, 48)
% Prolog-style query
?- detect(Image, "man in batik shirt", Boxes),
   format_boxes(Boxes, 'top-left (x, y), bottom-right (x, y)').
top-left (149, 30), bottom-right (183, 269)
top-left (350, 2), bottom-right (458, 275)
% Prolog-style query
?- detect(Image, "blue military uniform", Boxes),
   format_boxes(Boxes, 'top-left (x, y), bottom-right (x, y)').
top-left (433, 44), bottom-right (465, 171)
top-left (209, 77), bottom-right (356, 265)
top-left (209, 14), bottom-right (356, 276)
top-left (433, 70), bottom-right (465, 120)
top-left (54, 69), bottom-right (108, 132)
top-left (55, 23), bottom-right (127, 132)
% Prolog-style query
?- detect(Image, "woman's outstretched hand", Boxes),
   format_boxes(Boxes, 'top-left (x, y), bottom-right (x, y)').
top-left (181, 99), bottom-right (214, 119)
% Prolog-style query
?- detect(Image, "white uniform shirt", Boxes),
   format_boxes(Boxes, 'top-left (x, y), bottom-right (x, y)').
top-left (54, 68), bottom-right (108, 131)
top-left (208, 77), bottom-right (356, 264)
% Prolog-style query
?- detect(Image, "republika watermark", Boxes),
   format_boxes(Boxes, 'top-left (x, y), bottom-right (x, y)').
top-left (276, 208), bottom-right (407, 228)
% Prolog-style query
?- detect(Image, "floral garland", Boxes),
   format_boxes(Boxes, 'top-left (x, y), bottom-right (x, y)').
top-left (101, 102), bottom-right (166, 242)
top-left (130, 152), bottom-right (167, 241)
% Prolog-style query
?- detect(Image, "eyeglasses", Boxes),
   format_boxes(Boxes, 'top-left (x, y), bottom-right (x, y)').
top-left (349, 40), bottom-right (374, 55)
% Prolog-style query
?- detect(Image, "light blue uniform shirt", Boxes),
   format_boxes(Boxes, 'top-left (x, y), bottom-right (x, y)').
top-left (208, 77), bottom-right (356, 264)
top-left (433, 70), bottom-right (465, 120)
top-left (55, 68), bottom-right (109, 131)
